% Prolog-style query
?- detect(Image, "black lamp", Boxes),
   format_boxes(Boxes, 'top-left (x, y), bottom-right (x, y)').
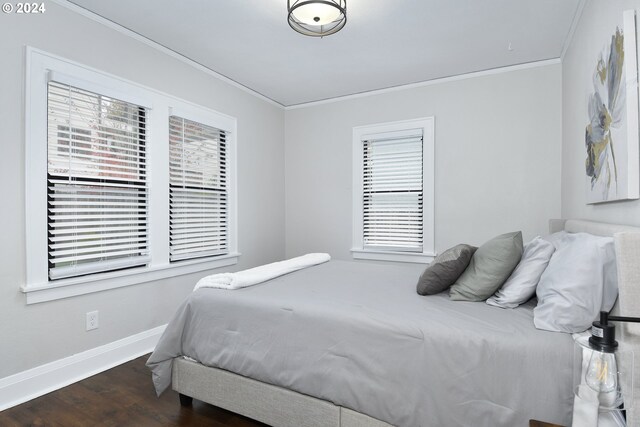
top-left (579, 311), bottom-right (640, 408)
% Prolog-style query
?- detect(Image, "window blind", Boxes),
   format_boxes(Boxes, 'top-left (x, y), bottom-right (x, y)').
top-left (169, 116), bottom-right (228, 261)
top-left (362, 133), bottom-right (423, 252)
top-left (47, 81), bottom-right (149, 280)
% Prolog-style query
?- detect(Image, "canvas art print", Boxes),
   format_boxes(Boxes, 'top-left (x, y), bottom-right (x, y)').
top-left (585, 11), bottom-right (640, 204)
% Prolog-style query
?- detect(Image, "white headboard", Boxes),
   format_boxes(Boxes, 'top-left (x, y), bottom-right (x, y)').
top-left (551, 219), bottom-right (640, 426)
top-left (549, 218), bottom-right (640, 236)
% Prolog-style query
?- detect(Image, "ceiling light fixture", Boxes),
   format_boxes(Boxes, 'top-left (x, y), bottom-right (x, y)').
top-left (287, 0), bottom-right (347, 37)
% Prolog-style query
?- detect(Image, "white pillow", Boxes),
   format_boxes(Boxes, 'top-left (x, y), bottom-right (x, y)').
top-left (544, 230), bottom-right (570, 250)
top-left (486, 236), bottom-right (555, 308)
top-left (533, 233), bottom-right (618, 333)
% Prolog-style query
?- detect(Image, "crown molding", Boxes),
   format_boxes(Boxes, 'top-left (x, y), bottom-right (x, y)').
top-left (50, 0), bottom-right (285, 109)
top-left (285, 58), bottom-right (562, 110)
top-left (560, 0), bottom-right (587, 61)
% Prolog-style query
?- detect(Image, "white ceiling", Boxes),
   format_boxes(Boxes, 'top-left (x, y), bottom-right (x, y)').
top-left (67, 0), bottom-right (582, 107)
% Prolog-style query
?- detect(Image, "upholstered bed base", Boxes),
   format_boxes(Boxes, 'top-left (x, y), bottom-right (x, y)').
top-left (172, 357), bottom-right (392, 427)
top-left (172, 219), bottom-right (640, 427)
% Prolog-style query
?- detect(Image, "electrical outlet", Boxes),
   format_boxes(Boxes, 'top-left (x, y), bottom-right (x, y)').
top-left (86, 311), bottom-right (99, 331)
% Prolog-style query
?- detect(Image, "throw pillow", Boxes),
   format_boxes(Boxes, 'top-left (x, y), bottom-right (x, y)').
top-left (486, 236), bottom-right (555, 308)
top-left (416, 244), bottom-right (477, 295)
top-left (450, 231), bottom-right (523, 302)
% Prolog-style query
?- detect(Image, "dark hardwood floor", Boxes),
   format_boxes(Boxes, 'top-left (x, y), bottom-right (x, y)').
top-left (0, 355), bottom-right (268, 427)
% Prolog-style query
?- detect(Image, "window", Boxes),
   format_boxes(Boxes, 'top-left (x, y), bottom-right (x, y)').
top-left (169, 116), bottom-right (228, 261)
top-left (47, 81), bottom-right (149, 280)
top-left (362, 133), bottom-right (423, 252)
top-left (24, 48), bottom-right (238, 304)
top-left (352, 118), bottom-right (435, 263)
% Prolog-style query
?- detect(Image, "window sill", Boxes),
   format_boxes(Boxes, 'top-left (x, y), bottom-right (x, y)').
top-left (351, 249), bottom-right (435, 264)
top-left (21, 253), bottom-right (240, 304)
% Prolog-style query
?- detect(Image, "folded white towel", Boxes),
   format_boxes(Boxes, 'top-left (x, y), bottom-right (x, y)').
top-left (194, 253), bottom-right (331, 291)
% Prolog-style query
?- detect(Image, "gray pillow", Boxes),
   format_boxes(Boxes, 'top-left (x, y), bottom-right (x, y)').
top-left (450, 231), bottom-right (523, 302)
top-left (416, 244), bottom-right (477, 295)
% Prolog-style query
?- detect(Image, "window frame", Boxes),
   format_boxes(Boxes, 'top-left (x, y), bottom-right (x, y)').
top-left (24, 47), bottom-right (239, 304)
top-left (351, 117), bottom-right (435, 263)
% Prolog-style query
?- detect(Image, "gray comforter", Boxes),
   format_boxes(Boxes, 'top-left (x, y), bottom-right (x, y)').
top-left (147, 260), bottom-right (574, 427)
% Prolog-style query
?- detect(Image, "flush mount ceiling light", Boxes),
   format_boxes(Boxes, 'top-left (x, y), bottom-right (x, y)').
top-left (288, 0), bottom-right (347, 37)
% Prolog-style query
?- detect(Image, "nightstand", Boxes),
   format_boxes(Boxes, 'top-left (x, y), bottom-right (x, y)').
top-left (529, 420), bottom-right (565, 427)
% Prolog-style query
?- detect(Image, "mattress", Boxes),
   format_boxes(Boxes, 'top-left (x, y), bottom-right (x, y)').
top-left (147, 260), bottom-right (574, 427)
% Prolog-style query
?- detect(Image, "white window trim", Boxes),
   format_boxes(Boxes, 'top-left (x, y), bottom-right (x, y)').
top-left (23, 47), bottom-right (239, 304)
top-left (351, 117), bottom-right (435, 263)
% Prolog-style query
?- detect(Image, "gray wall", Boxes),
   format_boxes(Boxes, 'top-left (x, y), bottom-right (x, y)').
top-left (0, 2), bottom-right (285, 377)
top-left (561, 0), bottom-right (640, 223)
top-left (284, 64), bottom-right (563, 260)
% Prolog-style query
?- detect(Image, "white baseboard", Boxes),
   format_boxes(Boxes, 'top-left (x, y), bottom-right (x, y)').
top-left (0, 324), bottom-right (166, 411)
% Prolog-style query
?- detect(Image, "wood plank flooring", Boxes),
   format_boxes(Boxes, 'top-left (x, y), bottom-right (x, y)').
top-left (0, 355), bottom-right (267, 427)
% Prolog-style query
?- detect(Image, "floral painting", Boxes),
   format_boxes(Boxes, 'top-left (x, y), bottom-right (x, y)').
top-left (585, 11), bottom-right (640, 204)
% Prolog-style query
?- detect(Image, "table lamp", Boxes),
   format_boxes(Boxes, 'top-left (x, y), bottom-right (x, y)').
top-left (574, 311), bottom-right (639, 425)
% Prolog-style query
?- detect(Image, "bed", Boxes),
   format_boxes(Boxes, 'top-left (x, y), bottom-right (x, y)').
top-left (147, 219), bottom-right (640, 427)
